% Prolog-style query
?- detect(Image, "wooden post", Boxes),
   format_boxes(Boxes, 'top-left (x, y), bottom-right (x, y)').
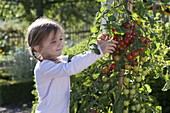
top-left (118, 69), bottom-right (124, 92)
top-left (35, 0), bottom-right (44, 18)
top-left (127, 0), bottom-right (133, 13)
top-left (101, 0), bottom-right (114, 32)
top-left (152, 2), bottom-right (156, 17)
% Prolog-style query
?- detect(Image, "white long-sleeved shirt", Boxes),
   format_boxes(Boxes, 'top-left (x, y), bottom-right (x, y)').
top-left (34, 46), bottom-right (103, 113)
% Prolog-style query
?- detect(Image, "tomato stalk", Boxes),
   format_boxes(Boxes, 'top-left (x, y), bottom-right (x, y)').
top-left (118, 69), bottom-right (125, 93)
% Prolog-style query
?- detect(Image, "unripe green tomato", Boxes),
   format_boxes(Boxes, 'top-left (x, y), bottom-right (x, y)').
top-left (142, 70), bottom-right (148, 76)
top-left (133, 66), bottom-right (139, 72)
top-left (123, 109), bottom-right (128, 113)
top-left (141, 108), bottom-right (146, 113)
top-left (136, 76), bottom-right (142, 82)
top-left (103, 83), bottom-right (109, 90)
top-left (140, 56), bottom-right (147, 62)
top-left (130, 89), bottom-right (136, 95)
top-left (123, 100), bottom-right (130, 106)
top-left (132, 85), bottom-right (136, 89)
top-left (132, 72), bottom-right (137, 76)
top-left (123, 89), bottom-right (129, 95)
top-left (130, 95), bottom-right (134, 99)
top-left (124, 77), bottom-right (130, 84)
top-left (114, 55), bottom-right (121, 62)
top-left (131, 105), bottom-right (136, 111)
top-left (125, 64), bottom-right (132, 70)
top-left (136, 83), bottom-right (140, 88)
top-left (136, 104), bottom-right (141, 111)
top-left (132, 98), bottom-right (137, 103)
top-left (102, 76), bottom-right (108, 82)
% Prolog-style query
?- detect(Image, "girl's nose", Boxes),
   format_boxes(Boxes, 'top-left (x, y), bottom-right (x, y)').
top-left (57, 42), bottom-right (62, 48)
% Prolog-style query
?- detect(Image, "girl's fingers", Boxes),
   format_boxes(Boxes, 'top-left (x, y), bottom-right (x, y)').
top-left (102, 33), bottom-right (109, 37)
top-left (98, 33), bottom-right (109, 40)
top-left (107, 42), bottom-right (117, 48)
top-left (111, 40), bottom-right (118, 44)
top-left (97, 39), bottom-right (104, 45)
top-left (107, 46), bottom-right (116, 52)
top-left (110, 43), bottom-right (117, 48)
top-left (106, 50), bottom-right (114, 53)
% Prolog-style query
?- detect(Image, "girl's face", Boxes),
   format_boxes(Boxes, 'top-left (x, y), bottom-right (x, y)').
top-left (39, 30), bottom-right (65, 60)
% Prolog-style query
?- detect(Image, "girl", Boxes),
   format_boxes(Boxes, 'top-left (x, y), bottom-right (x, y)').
top-left (26, 17), bottom-right (117, 113)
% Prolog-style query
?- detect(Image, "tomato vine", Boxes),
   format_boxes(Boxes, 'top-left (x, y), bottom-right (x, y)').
top-left (70, 0), bottom-right (170, 113)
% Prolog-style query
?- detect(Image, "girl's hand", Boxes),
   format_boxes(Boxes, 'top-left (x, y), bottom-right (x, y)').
top-left (96, 33), bottom-right (118, 54)
top-left (99, 40), bottom-right (118, 54)
top-left (96, 33), bottom-right (109, 45)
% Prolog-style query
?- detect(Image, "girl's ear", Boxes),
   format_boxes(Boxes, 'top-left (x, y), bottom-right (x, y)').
top-left (33, 45), bottom-right (41, 53)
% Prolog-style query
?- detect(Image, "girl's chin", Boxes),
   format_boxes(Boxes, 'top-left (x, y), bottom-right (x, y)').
top-left (57, 51), bottom-right (62, 56)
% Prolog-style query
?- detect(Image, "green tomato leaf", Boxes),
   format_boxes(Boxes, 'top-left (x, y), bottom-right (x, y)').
top-left (162, 79), bottom-right (170, 91)
top-left (90, 26), bottom-right (99, 33)
top-left (108, 15), bottom-right (116, 21)
top-left (147, 13), bottom-right (155, 27)
top-left (144, 0), bottom-right (153, 7)
top-left (137, 2), bottom-right (146, 17)
top-left (145, 84), bottom-right (152, 93)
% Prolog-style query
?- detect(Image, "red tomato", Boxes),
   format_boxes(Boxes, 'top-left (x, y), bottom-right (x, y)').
top-left (130, 25), bottom-right (136, 30)
top-left (132, 61), bottom-right (138, 66)
top-left (125, 33), bottom-right (132, 39)
top-left (129, 38), bottom-right (136, 44)
top-left (145, 38), bottom-right (150, 42)
top-left (119, 40), bottom-right (125, 46)
top-left (145, 41), bottom-right (150, 47)
top-left (124, 38), bottom-right (130, 45)
top-left (117, 38), bottom-right (122, 42)
top-left (111, 28), bottom-right (115, 32)
top-left (132, 50), bottom-right (139, 57)
top-left (110, 63), bottom-right (116, 70)
top-left (139, 47), bottom-right (145, 52)
top-left (113, 34), bottom-right (117, 40)
top-left (124, 22), bottom-right (131, 29)
top-left (140, 36), bottom-right (145, 43)
top-left (127, 54), bottom-right (133, 60)
top-left (131, 31), bottom-right (137, 36)
top-left (115, 49), bottom-right (120, 54)
top-left (102, 67), bottom-right (109, 73)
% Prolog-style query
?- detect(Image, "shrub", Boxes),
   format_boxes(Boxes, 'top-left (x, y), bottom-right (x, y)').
top-left (9, 47), bottom-right (36, 81)
top-left (0, 80), bottom-right (34, 106)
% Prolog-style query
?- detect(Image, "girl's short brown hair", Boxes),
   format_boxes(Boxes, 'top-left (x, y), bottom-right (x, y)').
top-left (26, 17), bottom-right (64, 61)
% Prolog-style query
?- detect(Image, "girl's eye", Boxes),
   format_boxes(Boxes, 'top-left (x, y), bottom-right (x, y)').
top-left (52, 41), bottom-right (56, 44)
top-left (60, 38), bottom-right (63, 41)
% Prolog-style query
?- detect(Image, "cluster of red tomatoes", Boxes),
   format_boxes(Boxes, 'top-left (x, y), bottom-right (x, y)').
top-left (102, 21), bottom-right (150, 74)
top-left (101, 21), bottom-right (151, 113)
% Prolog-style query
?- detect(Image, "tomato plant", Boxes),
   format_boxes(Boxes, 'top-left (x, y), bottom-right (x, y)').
top-left (70, 0), bottom-right (170, 113)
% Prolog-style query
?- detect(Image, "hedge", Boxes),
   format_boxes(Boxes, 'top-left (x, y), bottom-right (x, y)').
top-left (0, 80), bottom-right (34, 106)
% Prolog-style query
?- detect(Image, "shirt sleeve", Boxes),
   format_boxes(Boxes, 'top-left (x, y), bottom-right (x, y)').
top-left (35, 45), bottom-right (104, 79)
